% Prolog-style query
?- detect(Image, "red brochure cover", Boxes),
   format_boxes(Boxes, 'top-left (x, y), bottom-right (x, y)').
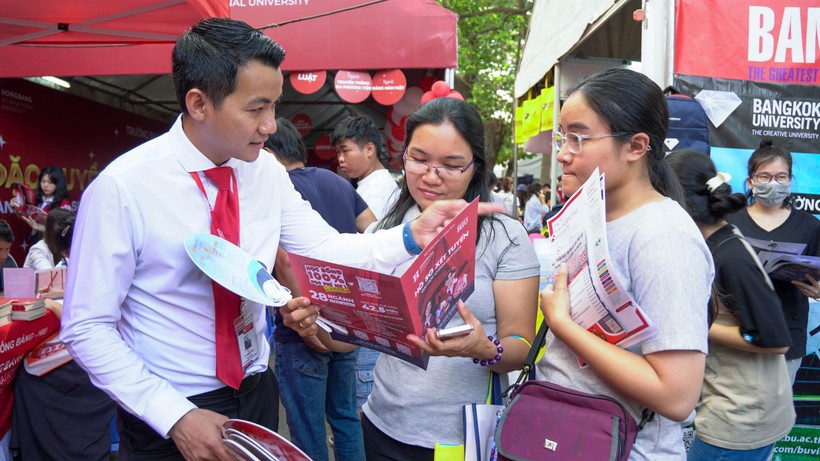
top-left (287, 200), bottom-right (478, 369)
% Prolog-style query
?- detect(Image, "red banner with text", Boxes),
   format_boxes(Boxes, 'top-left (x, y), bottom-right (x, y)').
top-left (675, 0), bottom-right (819, 85)
top-left (0, 78), bottom-right (169, 262)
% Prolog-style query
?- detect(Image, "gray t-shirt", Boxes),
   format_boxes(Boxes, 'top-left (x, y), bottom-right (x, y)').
top-left (363, 210), bottom-right (539, 447)
top-left (536, 198), bottom-right (714, 461)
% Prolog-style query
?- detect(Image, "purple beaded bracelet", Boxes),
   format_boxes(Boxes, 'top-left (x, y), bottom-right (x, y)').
top-left (472, 335), bottom-right (504, 366)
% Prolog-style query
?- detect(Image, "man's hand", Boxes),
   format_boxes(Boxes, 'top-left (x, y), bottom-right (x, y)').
top-left (280, 297), bottom-right (321, 336)
top-left (409, 200), bottom-right (502, 249)
top-left (168, 409), bottom-right (234, 461)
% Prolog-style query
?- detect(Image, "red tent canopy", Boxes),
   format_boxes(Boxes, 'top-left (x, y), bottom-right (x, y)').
top-left (0, 0), bottom-right (457, 77)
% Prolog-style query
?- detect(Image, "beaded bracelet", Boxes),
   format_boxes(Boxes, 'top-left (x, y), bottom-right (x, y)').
top-left (472, 335), bottom-right (504, 366)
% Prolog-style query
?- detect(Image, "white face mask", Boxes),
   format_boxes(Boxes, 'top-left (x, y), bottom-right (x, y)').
top-left (752, 181), bottom-right (791, 206)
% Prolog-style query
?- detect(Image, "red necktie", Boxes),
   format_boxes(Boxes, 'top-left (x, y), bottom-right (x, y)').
top-left (203, 167), bottom-right (243, 389)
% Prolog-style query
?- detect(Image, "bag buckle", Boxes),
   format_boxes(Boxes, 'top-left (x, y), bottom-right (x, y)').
top-left (544, 439), bottom-right (558, 451)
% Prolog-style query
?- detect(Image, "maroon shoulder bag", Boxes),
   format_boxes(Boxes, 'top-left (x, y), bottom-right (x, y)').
top-left (494, 323), bottom-right (653, 461)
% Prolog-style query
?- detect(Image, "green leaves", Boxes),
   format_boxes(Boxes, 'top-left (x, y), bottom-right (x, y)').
top-left (438, 0), bottom-right (533, 169)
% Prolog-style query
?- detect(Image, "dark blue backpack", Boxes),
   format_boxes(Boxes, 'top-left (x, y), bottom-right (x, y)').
top-left (663, 86), bottom-right (711, 156)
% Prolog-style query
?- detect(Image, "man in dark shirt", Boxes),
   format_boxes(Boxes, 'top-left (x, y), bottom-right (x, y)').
top-left (265, 118), bottom-right (374, 461)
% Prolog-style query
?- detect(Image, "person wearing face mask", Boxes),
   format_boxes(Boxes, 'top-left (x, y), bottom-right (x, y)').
top-left (727, 139), bottom-right (820, 382)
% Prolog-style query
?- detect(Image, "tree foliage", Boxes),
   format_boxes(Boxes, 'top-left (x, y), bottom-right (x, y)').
top-left (438, 0), bottom-right (533, 171)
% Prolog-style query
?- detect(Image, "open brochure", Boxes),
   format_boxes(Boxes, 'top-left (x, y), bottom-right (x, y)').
top-left (222, 419), bottom-right (311, 461)
top-left (540, 168), bottom-right (657, 361)
top-left (287, 200), bottom-right (479, 369)
top-left (743, 237), bottom-right (820, 283)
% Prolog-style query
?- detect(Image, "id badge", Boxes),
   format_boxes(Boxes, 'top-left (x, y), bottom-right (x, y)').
top-left (234, 299), bottom-right (260, 370)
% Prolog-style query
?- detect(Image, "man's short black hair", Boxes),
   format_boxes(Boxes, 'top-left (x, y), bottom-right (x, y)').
top-left (172, 18), bottom-right (286, 114)
top-left (330, 115), bottom-right (386, 165)
top-left (265, 118), bottom-right (307, 165)
top-left (0, 219), bottom-right (14, 243)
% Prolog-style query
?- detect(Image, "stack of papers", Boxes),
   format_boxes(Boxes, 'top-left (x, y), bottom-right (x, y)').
top-left (222, 419), bottom-right (311, 461)
top-left (0, 299), bottom-right (12, 326)
top-left (744, 237), bottom-right (820, 283)
top-left (10, 298), bottom-right (46, 321)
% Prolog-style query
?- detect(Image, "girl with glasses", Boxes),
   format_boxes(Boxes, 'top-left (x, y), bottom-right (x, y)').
top-left (726, 139), bottom-right (820, 382)
top-left (361, 97), bottom-right (540, 460)
top-left (538, 68), bottom-right (714, 460)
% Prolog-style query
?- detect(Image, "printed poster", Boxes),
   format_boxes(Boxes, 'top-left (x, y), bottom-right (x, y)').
top-left (288, 200), bottom-right (478, 369)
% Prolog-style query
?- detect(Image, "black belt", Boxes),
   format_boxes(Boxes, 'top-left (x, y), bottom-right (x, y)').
top-left (194, 372), bottom-right (263, 400)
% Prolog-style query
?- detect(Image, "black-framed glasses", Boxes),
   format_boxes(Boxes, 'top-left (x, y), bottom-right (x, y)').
top-left (554, 131), bottom-right (629, 154)
top-left (752, 173), bottom-right (792, 184)
top-left (402, 152), bottom-right (475, 180)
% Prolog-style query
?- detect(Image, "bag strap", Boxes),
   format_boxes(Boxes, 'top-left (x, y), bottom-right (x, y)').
top-left (502, 321), bottom-right (549, 398)
top-left (503, 321), bottom-right (657, 430)
top-left (524, 321), bottom-right (550, 380)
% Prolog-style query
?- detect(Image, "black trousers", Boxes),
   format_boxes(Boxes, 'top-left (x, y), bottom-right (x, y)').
top-left (362, 414), bottom-right (433, 461)
top-left (117, 369), bottom-right (279, 461)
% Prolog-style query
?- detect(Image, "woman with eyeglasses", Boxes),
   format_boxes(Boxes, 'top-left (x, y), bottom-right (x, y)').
top-left (537, 68), bottom-right (714, 460)
top-left (360, 97), bottom-right (540, 460)
top-left (727, 139), bottom-right (820, 383)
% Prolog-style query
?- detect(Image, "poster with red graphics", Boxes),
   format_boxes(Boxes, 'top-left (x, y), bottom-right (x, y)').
top-left (287, 200), bottom-right (478, 369)
top-left (673, 0), bottom-right (820, 217)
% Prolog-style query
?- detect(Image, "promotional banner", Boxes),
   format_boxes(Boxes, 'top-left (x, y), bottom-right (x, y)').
top-left (676, 0), bottom-right (818, 86)
top-left (674, 75), bottom-right (820, 216)
top-left (675, 1), bottom-right (819, 456)
top-left (674, 0), bottom-right (820, 215)
top-left (0, 78), bottom-right (169, 262)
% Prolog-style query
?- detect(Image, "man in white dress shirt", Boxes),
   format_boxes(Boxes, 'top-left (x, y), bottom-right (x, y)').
top-left (60, 18), bottom-right (491, 461)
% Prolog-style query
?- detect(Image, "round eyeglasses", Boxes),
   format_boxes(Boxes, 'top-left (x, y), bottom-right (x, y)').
top-left (554, 131), bottom-right (629, 154)
top-left (402, 152), bottom-right (475, 180)
top-left (752, 173), bottom-right (792, 184)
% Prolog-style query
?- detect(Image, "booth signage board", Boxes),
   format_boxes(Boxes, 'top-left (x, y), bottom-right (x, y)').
top-left (290, 71), bottom-right (327, 95)
top-left (0, 78), bottom-right (168, 262)
top-left (312, 135), bottom-right (335, 161)
top-left (290, 113), bottom-right (312, 137)
top-left (0, 0), bottom-right (458, 77)
top-left (673, 0), bottom-right (820, 218)
top-left (334, 70), bottom-right (372, 104)
top-left (371, 69), bottom-right (407, 106)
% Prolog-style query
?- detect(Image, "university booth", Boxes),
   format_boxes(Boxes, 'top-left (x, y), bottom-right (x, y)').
top-left (515, 0), bottom-right (820, 456)
top-left (0, 0), bottom-right (458, 261)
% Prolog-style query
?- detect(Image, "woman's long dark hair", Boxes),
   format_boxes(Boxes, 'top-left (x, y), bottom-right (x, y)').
top-left (36, 166), bottom-right (70, 209)
top-left (568, 68), bottom-right (685, 204)
top-left (666, 149), bottom-right (747, 325)
top-left (44, 208), bottom-right (75, 264)
top-left (666, 150), bottom-right (746, 225)
top-left (376, 98), bottom-right (494, 242)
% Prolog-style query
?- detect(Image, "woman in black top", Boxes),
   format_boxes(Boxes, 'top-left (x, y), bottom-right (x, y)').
top-left (726, 139), bottom-right (820, 382)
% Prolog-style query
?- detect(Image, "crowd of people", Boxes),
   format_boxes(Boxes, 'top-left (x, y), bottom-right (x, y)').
top-left (0, 15), bottom-right (818, 461)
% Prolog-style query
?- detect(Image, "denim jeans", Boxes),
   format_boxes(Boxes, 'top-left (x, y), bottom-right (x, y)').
top-left (355, 347), bottom-right (379, 410)
top-left (688, 438), bottom-right (775, 461)
top-left (275, 341), bottom-right (364, 461)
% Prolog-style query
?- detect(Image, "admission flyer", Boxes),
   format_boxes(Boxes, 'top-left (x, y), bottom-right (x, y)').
top-left (287, 200), bottom-right (478, 369)
top-left (743, 237), bottom-right (820, 284)
top-left (544, 168), bottom-right (656, 357)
